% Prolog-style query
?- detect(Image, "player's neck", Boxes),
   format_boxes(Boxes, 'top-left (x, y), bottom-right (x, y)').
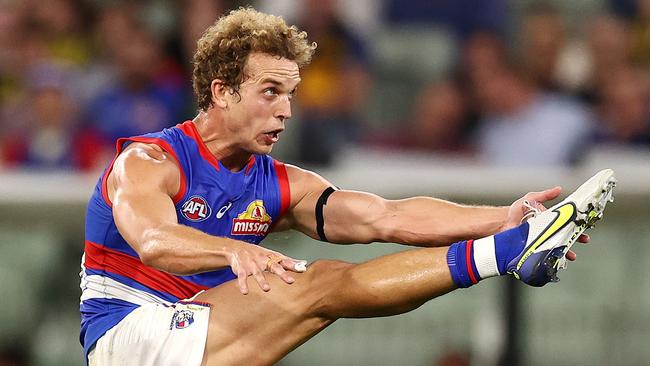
top-left (192, 113), bottom-right (251, 172)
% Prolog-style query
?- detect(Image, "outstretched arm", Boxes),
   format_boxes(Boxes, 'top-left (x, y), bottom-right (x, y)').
top-left (109, 143), bottom-right (305, 294)
top-left (276, 165), bottom-right (564, 247)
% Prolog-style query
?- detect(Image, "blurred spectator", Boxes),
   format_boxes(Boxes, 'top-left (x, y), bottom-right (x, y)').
top-left (1, 62), bottom-right (106, 171)
top-left (164, 0), bottom-right (247, 79)
top-left (24, 0), bottom-right (94, 67)
top-left (595, 66), bottom-right (650, 145)
top-left (294, 0), bottom-right (371, 165)
top-left (256, 0), bottom-right (382, 38)
top-left (73, 1), bottom-right (139, 106)
top-left (0, 0), bottom-right (25, 103)
top-left (384, 0), bottom-right (508, 40)
top-left (85, 24), bottom-right (189, 145)
top-left (472, 64), bottom-right (594, 167)
top-left (577, 14), bottom-right (632, 105)
top-left (1, 0), bottom-right (647, 173)
top-left (460, 31), bottom-right (509, 80)
top-left (609, 0), bottom-right (639, 19)
top-left (180, 0), bottom-right (226, 67)
top-left (518, 1), bottom-right (567, 92)
top-left (630, 0), bottom-right (650, 68)
top-left (93, 2), bottom-right (141, 63)
top-left (456, 31), bottom-right (509, 141)
top-left (367, 80), bottom-right (472, 154)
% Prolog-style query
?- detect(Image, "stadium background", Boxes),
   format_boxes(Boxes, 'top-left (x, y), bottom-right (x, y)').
top-left (1, 0), bottom-right (649, 365)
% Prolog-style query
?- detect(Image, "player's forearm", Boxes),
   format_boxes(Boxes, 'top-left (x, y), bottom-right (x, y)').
top-left (380, 197), bottom-right (508, 246)
top-left (137, 223), bottom-right (240, 275)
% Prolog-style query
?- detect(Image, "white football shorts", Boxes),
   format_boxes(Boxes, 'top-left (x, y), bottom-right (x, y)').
top-left (88, 300), bottom-right (211, 366)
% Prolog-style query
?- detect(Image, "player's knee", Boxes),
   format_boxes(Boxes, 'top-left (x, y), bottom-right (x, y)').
top-left (301, 259), bottom-right (355, 319)
top-left (306, 259), bottom-right (353, 275)
top-left (301, 259), bottom-right (353, 289)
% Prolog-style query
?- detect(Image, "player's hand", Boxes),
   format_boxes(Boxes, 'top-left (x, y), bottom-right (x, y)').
top-left (505, 187), bottom-right (589, 260)
top-left (226, 242), bottom-right (308, 295)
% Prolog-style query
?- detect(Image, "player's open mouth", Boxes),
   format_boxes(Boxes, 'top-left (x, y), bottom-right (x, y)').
top-left (262, 129), bottom-right (283, 144)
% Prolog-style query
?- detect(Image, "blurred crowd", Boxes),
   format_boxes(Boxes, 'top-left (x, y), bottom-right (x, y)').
top-left (1, 0), bottom-right (649, 172)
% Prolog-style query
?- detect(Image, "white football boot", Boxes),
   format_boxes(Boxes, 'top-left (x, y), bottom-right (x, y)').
top-left (507, 169), bottom-right (617, 286)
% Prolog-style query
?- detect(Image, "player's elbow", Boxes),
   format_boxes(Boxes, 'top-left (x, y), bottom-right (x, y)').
top-left (137, 242), bottom-right (163, 268)
top-left (137, 227), bottom-right (169, 268)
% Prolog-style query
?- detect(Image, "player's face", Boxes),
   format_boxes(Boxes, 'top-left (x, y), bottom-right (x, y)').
top-left (224, 53), bottom-right (300, 155)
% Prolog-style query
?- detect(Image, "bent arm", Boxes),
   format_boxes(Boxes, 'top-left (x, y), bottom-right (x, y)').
top-left (279, 165), bottom-right (507, 246)
top-left (110, 143), bottom-right (246, 275)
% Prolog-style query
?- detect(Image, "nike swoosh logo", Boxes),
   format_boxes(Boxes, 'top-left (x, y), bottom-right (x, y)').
top-left (216, 202), bottom-right (232, 219)
top-left (516, 202), bottom-right (576, 269)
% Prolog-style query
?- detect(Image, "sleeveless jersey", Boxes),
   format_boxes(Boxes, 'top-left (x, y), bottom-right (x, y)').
top-left (79, 121), bottom-right (291, 356)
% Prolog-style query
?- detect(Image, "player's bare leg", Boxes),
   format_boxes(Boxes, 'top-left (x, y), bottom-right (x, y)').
top-left (198, 169), bottom-right (616, 365)
top-left (197, 247), bottom-right (454, 366)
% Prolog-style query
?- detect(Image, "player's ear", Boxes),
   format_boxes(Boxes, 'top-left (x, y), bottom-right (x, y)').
top-left (210, 79), bottom-right (229, 109)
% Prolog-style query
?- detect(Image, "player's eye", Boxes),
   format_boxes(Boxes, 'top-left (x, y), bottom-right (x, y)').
top-left (263, 87), bottom-right (278, 96)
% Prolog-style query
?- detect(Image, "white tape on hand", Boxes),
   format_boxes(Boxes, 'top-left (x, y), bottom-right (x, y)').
top-left (294, 261), bottom-right (307, 272)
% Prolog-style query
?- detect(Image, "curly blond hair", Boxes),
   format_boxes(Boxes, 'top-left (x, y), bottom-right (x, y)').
top-left (192, 7), bottom-right (316, 111)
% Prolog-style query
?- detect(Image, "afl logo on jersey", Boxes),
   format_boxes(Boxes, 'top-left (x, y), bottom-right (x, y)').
top-left (232, 200), bottom-right (272, 236)
top-left (181, 195), bottom-right (212, 222)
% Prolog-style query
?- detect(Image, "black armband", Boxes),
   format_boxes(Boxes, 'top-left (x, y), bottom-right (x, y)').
top-left (315, 186), bottom-right (337, 242)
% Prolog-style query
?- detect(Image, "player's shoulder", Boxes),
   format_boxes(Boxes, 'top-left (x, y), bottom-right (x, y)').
top-left (113, 142), bottom-right (180, 183)
top-left (119, 142), bottom-right (169, 164)
top-left (284, 163), bottom-right (320, 182)
top-left (284, 163), bottom-right (332, 197)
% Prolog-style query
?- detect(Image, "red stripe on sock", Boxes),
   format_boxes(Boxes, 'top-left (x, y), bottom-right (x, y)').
top-left (465, 240), bottom-right (478, 284)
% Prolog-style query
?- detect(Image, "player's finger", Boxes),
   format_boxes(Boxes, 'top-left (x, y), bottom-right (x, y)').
top-left (268, 262), bottom-right (295, 284)
top-left (236, 268), bottom-right (249, 295)
top-left (532, 200), bottom-right (547, 212)
top-left (578, 234), bottom-right (590, 243)
top-left (519, 199), bottom-right (546, 224)
top-left (528, 186), bottom-right (562, 204)
top-left (566, 250), bottom-right (577, 261)
top-left (279, 258), bottom-right (308, 273)
top-left (252, 268), bottom-right (271, 292)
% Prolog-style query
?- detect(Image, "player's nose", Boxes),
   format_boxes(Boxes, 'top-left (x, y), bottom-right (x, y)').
top-left (275, 96), bottom-right (292, 121)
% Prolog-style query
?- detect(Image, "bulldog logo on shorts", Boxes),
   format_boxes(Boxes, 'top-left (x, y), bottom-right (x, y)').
top-left (170, 309), bottom-right (194, 330)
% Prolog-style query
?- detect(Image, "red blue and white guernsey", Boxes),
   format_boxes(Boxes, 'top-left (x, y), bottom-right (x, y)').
top-left (79, 121), bottom-right (291, 356)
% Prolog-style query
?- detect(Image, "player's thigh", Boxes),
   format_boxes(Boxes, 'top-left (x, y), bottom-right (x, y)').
top-left (196, 259), bottom-right (352, 365)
